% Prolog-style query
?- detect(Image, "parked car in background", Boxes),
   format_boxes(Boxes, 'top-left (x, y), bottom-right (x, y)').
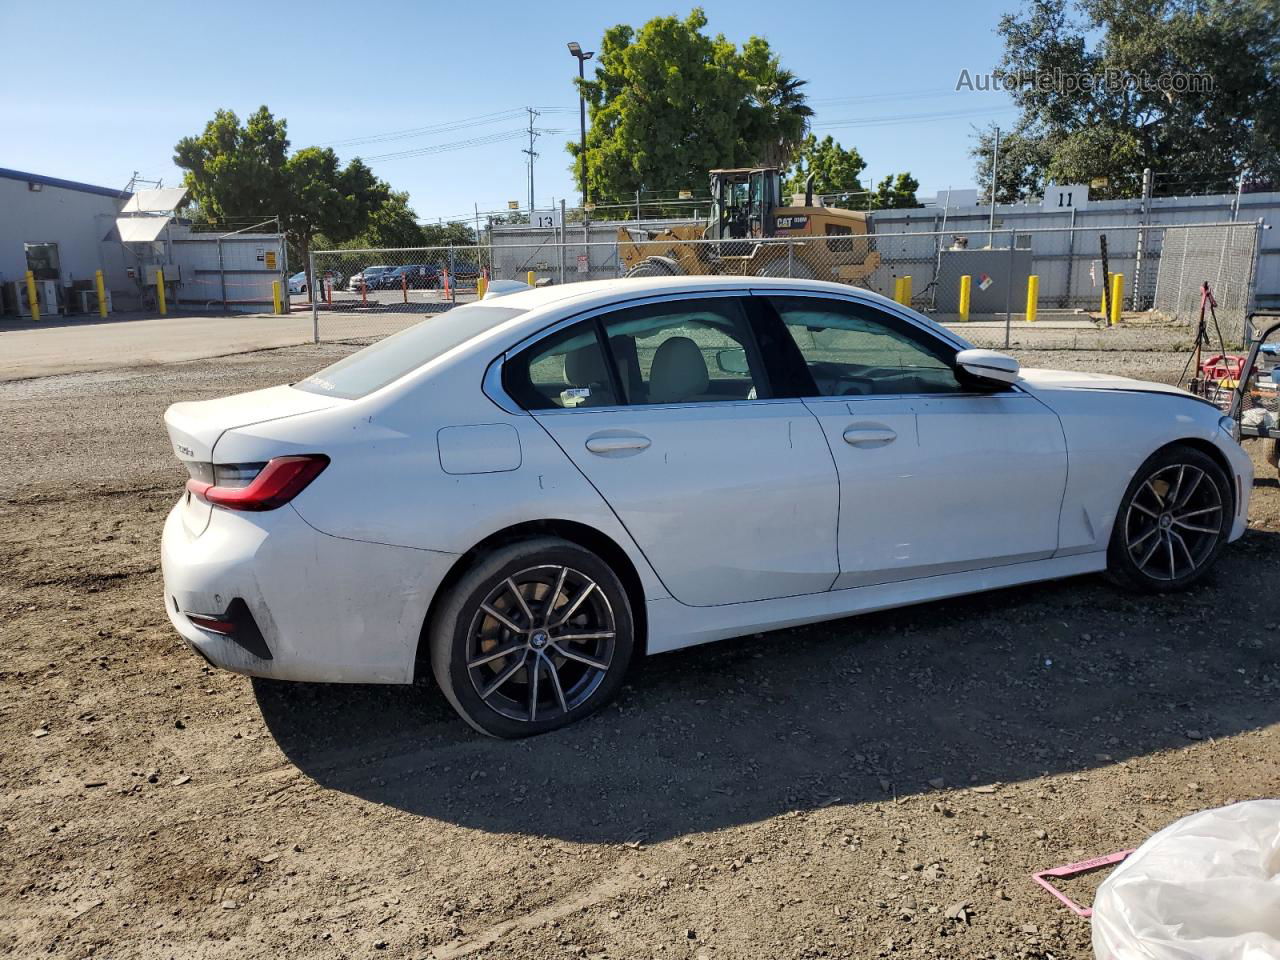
top-left (161, 276), bottom-right (1251, 738)
top-left (288, 270), bottom-right (346, 296)
top-left (347, 266), bottom-right (394, 291)
top-left (371, 264), bottom-right (440, 290)
top-left (449, 260), bottom-right (483, 282)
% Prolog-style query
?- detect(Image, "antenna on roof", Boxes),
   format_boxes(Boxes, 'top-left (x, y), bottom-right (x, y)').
top-left (123, 171), bottom-right (164, 195)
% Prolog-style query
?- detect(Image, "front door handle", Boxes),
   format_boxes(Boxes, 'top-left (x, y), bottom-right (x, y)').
top-left (585, 434), bottom-right (652, 456)
top-left (843, 426), bottom-right (897, 447)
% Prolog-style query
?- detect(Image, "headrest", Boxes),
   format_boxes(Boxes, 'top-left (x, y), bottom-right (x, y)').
top-left (648, 336), bottom-right (708, 403)
top-left (564, 344), bottom-right (608, 386)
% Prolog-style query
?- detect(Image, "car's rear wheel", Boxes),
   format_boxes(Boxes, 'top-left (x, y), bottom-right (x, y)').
top-left (428, 537), bottom-right (634, 738)
top-left (1106, 445), bottom-right (1232, 592)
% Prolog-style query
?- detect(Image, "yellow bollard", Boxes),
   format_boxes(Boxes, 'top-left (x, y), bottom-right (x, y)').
top-left (526, 270), bottom-right (536, 287)
top-left (900, 275), bottom-right (912, 306)
top-left (272, 280), bottom-right (283, 315)
top-left (1025, 274), bottom-right (1039, 323)
top-left (958, 274), bottom-right (971, 322)
top-left (94, 269), bottom-right (108, 317)
top-left (477, 276), bottom-right (488, 299)
top-left (155, 268), bottom-right (167, 316)
top-left (1100, 273), bottom-right (1109, 317)
top-left (1109, 272), bottom-right (1123, 326)
top-left (25, 270), bottom-right (40, 322)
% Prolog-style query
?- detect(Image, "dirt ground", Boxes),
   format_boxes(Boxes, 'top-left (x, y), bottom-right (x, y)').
top-left (2, 336), bottom-right (1278, 960)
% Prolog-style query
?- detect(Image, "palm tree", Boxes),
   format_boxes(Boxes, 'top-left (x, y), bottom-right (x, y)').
top-left (752, 67), bottom-right (814, 169)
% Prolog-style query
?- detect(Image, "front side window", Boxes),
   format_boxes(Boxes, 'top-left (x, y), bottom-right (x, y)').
top-left (768, 296), bottom-right (965, 397)
top-left (598, 298), bottom-right (765, 405)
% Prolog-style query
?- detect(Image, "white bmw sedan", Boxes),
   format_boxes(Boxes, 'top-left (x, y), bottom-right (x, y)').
top-left (162, 276), bottom-right (1251, 737)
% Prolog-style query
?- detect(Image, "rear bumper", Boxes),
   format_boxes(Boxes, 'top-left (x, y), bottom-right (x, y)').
top-left (161, 498), bottom-right (459, 684)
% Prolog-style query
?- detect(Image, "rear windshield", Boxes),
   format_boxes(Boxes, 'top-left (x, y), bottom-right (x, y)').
top-left (294, 305), bottom-right (526, 399)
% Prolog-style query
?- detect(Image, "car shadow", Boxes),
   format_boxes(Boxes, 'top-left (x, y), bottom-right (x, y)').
top-left (256, 528), bottom-right (1280, 845)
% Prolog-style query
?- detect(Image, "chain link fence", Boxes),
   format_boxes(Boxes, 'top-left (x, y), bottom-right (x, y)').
top-left (309, 220), bottom-right (1261, 345)
top-left (1153, 223), bottom-right (1262, 341)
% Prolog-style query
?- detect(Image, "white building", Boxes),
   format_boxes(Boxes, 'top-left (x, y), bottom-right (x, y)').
top-left (0, 167), bottom-right (134, 313)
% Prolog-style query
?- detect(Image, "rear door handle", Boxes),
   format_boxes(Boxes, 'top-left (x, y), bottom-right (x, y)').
top-left (585, 434), bottom-right (652, 455)
top-left (843, 426), bottom-right (897, 447)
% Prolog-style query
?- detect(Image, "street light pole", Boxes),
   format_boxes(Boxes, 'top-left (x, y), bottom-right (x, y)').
top-left (567, 41), bottom-right (594, 210)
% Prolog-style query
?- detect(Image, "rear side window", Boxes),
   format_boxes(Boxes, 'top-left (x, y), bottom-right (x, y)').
top-left (503, 323), bottom-right (619, 410)
top-left (503, 297), bottom-right (768, 410)
top-left (294, 305), bottom-right (525, 399)
top-left (597, 299), bottom-right (764, 405)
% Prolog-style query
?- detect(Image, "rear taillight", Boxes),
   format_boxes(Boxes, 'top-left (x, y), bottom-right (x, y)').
top-left (186, 455), bottom-right (329, 511)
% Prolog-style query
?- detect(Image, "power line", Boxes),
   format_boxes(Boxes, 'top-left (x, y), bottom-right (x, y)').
top-left (809, 88), bottom-right (973, 107)
top-left (813, 105), bottom-right (1018, 130)
top-left (323, 106), bottom-right (575, 149)
top-left (362, 128), bottom-right (558, 163)
top-left (324, 109), bottom-right (526, 149)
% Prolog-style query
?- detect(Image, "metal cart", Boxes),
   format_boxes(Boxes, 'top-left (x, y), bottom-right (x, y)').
top-left (1224, 312), bottom-right (1280, 476)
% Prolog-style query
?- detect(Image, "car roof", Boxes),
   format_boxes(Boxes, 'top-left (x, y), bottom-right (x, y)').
top-left (486, 274), bottom-right (903, 316)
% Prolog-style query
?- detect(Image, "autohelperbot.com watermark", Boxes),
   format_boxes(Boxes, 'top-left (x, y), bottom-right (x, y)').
top-left (956, 67), bottom-right (1214, 94)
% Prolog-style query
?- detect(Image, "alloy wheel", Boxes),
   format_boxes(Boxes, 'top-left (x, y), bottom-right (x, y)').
top-left (465, 565), bottom-right (616, 722)
top-left (1123, 463), bottom-right (1224, 581)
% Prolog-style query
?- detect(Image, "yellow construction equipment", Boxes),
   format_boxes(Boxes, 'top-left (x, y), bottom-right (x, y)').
top-left (617, 167), bottom-right (881, 284)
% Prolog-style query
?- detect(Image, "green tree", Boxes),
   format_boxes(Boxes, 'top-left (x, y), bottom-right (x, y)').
top-left (173, 107), bottom-right (291, 222)
top-left (870, 172), bottom-right (921, 210)
top-left (784, 135), bottom-right (867, 205)
top-left (973, 0), bottom-right (1280, 197)
top-left (357, 191), bottom-right (427, 248)
top-left (569, 8), bottom-right (813, 205)
top-left (740, 42), bottom-right (814, 169)
top-left (969, 125), bottom-right (1058, 202)
top-left (175, 106), bottom-right (390, 280)
top-left (419, 222), bottom-right (477, 247)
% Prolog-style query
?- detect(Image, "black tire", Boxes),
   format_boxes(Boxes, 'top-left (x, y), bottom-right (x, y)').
top-left (1106, 444), bottom-right (1232, 592)
top-left (625, 256), bottom-right (681, 278)
top-left (428, 537), bottom-right (634, 738)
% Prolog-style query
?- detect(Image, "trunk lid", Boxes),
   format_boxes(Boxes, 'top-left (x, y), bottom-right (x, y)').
top-left (163, 385), bottom-right (341, 463)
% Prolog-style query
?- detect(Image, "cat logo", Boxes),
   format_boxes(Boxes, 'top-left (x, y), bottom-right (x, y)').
top-left (774, 215), bottom-right (809, 230)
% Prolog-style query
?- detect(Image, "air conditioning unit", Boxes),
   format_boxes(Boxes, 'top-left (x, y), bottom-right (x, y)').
top-left (36, 280), bottom-right (60, 315)
top-left (76, 289), bottom-right (113, 314)
top-left (4, 280), bottom-right (62, 316)
top-left (2, 281), bottom-right (27, 316)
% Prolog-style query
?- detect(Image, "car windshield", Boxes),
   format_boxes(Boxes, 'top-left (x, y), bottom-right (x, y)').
top-left (293, 304), bottom-right (527, 399)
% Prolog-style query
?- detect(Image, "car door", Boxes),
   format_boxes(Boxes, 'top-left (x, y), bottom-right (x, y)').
top-left (508, 294), bottom-right (840, 607)
top-left (758, 293), bottom-right (1068, 589)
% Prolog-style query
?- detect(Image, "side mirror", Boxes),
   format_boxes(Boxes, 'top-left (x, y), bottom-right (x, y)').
top-left (716, 348), bottom-right (750, 375)
top-left (956, 348), bottom-right (1020, 385)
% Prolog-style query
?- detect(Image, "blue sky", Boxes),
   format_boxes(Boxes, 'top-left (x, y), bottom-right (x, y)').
top-left (9, 0), bottom-right (1018, 222)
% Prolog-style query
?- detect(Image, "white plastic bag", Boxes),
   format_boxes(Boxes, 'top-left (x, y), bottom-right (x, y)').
top-left (1092, 799), bottom-right (1280, 960)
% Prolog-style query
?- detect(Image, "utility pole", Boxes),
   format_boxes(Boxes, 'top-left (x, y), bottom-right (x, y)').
top-left (567, 42), bottom-right (595, 210)
top-left (1134, 167), bottom-right (1154, 309)
top-left (522, 107), bottom-right (540, 213)
top-left (988, 125), bottom-right (1000, 248)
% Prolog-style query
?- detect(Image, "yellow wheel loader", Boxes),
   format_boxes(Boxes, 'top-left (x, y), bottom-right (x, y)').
top-left (617, 168), bottom-right (881, 284)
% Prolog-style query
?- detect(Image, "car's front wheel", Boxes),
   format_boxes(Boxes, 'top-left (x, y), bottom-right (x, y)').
top-left (1107, 445), bottom-right (1232, 592)
top-left (428, 537), bottom-right (635, 738)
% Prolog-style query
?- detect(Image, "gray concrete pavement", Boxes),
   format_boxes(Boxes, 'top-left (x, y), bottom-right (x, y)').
top-left (0, 311), bottom-right (320, 381)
